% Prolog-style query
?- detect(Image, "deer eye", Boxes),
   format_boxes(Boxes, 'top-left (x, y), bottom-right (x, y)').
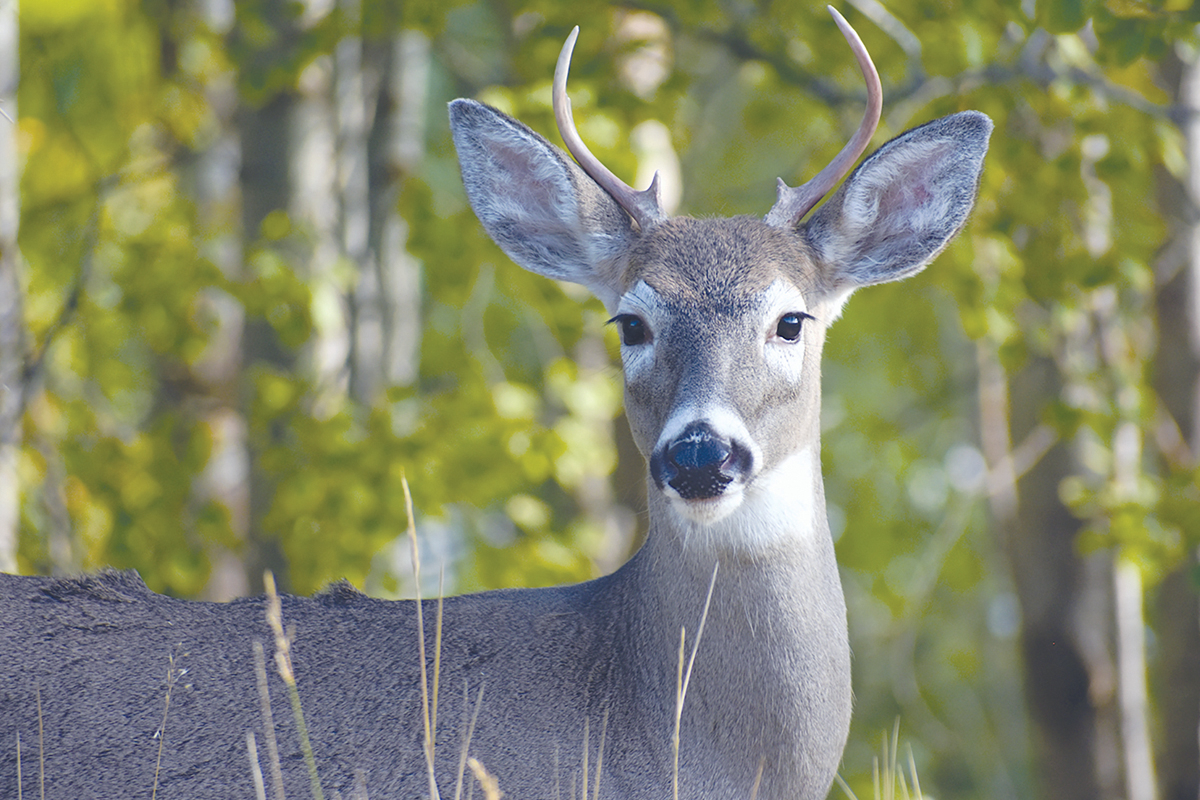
top-left (774, 312), bottom-right (810, 342)
top-left (609, 314), bottom-right (650, 346)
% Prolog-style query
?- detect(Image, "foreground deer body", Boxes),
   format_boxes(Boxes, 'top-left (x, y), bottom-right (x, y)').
top-left (0, 11), bottom-right (990, 800)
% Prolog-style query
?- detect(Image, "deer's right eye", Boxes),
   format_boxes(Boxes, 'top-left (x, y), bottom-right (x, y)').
top-left (773, 311), bottom-right (813, 343)
top-left (610, 314), bottom-right (650, 346)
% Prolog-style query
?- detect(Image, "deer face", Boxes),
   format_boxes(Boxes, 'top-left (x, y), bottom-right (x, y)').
top-left (612, 218), bottom-right (828, 534)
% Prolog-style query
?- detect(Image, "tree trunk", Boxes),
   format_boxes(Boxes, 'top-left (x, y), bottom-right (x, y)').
top-left (194, 1), bottom-right (252, 602)
top-left (983, 335), bottom-right (1135, 799)
top-left (358, 30), bottom-right (428, 399)
top-left (336, 0), bottom-right (376, 403)
top-left (0, 0), bottom-right (21, 574)
top-left (239, 90), bottom-right (296, 594)
top-left (1004, 357), bottom-right (1106, 800)
top-left (234, 0), bottom-right (299, 594)
top-left (1154, 45), bottom-right (1200, 800)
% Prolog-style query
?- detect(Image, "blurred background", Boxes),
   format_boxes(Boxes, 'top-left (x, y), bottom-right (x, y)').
top-left (1, 0), bottom-right (1198, 797)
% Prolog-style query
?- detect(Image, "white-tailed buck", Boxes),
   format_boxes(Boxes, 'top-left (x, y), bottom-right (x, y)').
top-left (0, 9), bottom-right (989, 799)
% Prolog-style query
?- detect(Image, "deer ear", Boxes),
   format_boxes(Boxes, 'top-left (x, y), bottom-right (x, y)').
top-left (802, 111), bottom-right (992, 293)
top-left (449, 99), bottom-right (635, 309)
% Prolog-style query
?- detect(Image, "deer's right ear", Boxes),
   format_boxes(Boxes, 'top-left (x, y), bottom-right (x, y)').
top-left (449, 99), bottom-right (635, 308)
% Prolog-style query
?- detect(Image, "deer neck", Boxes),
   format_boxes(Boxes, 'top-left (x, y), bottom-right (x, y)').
top-left (613, 428), bottom-right (851, 793)
top-left (635, 434), bottom-right (845, 658)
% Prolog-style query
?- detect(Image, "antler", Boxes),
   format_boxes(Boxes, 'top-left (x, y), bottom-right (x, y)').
top-left (763, 6), bottom-right (882, 229)
top-left (554, 27), bottom-right (667, 232)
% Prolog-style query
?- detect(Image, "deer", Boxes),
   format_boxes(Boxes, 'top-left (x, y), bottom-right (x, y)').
top-left (0, 8), bottom-right (990, 800)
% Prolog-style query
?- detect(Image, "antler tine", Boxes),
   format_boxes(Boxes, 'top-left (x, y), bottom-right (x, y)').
top-left (554, 26), bottom-right (666, 232)
top-left (763, 6), bottom-right (882, 229)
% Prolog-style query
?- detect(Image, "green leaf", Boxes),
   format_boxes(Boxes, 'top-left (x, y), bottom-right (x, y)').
top-left (1040, 0), bottom-right (1093, 33)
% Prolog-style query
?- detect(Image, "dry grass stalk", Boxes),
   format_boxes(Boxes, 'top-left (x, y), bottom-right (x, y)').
top-left (834, 719), bottom-right (924, 800)
top-left (905, 747), bottom-right (923, 800)
top-left (672, 630), bottom-right (685, 800)
top-left (433, 572), bottom-right (444, 750)
top-left (877, 718), bottom-right (908, 800)
top-left (591, 709), bottom-right (609, 800)
top-left (467, 758), bottom-right (502, 800)
top-left (265, 570), bottom-right (326, 800)
top-left (671, 562), bottom-right (719, 800)
top-left (37, 685), bottom-right (44, 800)
top-left (351, 770), bottom-right (371, 800)
top-left (253, 640), bottom-right (287, 800)
top-left (552, 748), bottom-right (560, 800)
top-left (402, 474), bottom-right (442, 800)
top-left (247, 731), bottom-right (268, 800)
top-left (151, 651), bottom-right (181, 800)
top-left (749, 757), bottom-right (765, 800)
top-left (453, 682), bottom-right (487, 800)
top-left (581, 717), bottom-right (589, 800)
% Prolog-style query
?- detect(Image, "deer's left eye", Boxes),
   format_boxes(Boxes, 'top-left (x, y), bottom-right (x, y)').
top-left (775, 312), bottom-right (811, 342)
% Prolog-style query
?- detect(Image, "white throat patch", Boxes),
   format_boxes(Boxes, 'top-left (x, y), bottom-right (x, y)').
top-left (669, 445), bottom-right (819, 554)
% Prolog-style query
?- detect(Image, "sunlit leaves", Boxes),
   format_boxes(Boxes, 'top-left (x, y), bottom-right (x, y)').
top-left (56, 409), bottom-right (219, 596)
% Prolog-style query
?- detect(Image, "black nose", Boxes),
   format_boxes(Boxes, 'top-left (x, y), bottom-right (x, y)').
top-left (651, 422), bottom-right (751, 500)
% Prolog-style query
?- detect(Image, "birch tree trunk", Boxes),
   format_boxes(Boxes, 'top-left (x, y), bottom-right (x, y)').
top-left (1155, 45), bottom-right (1200, 800)
top-left (0, 0), bottom-right (21, 574)
top-left (292, 7), bottom-right (341, 402)
top-left (195, 0), bottom-right (252, 601)
top-left (336, 0), bottom-right (376, 403)
top-left (371, 31), bottom-right (426, 391)
top-left (356, 30), bottom-right (428, 400)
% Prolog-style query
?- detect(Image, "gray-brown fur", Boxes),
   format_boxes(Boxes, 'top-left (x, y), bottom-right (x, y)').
top-left (622, 217), bottom-right (827, 300)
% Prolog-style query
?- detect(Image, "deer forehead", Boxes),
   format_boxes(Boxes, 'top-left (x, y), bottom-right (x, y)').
top-left (617, 216), bottom-right (825, 305)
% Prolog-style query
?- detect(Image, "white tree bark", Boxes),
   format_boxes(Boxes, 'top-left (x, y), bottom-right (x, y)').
top-left (1153, 46), bottom-right (1200, 800)
top-left (1114, 553), bottom-right (1156, 800)
top-left (1178, 45), bottom-right (1200, 800)
top-left (349, 29), bottom-right (427, 402)
top-left (292, 23), bottom-right (343, 401)
top-left (193, 0), bottom-right (252, 601)
top-left (1186, 47), bottom-right (1200, 415)
top-left (376, 30), bottom-right (427, 389)
top-left (335, 0), bottom-right (376, 403)
top-left (0, 0), bottom-right (22, 574)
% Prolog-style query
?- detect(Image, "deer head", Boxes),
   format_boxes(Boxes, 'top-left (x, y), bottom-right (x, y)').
top-left (450, 9), bottom-right (990, 553)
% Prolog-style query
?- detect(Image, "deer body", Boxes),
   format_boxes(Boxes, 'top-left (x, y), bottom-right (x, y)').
top-left (0, 507), bottom-right (842, 800)
top-left (0, 12), bottom-right (990, 800)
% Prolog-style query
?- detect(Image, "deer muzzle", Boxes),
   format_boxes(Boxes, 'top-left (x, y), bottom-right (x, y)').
top-left (651, 421), bottom-right (753, 501)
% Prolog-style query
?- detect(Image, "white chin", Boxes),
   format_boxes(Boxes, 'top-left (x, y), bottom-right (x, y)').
top-left (668, 489), bottom-right (744, 525)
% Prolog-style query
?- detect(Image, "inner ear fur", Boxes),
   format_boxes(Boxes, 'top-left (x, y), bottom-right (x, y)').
top-left (801, 110), bottom-right (993, 291)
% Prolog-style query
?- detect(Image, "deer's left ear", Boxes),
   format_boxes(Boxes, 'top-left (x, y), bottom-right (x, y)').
top-left (802, 111), bottom-right (992, 292)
